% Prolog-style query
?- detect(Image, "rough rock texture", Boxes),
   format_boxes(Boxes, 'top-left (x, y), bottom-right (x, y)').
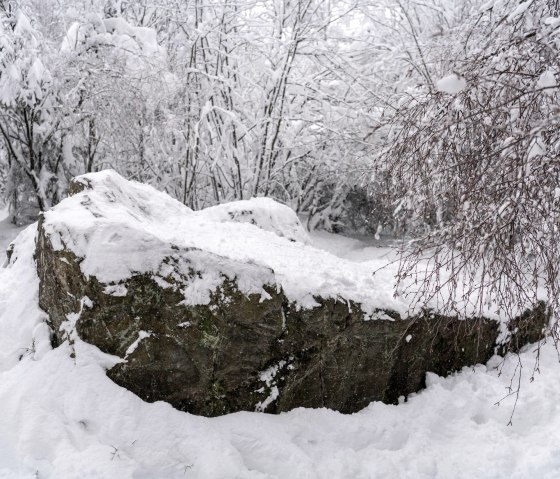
top-left (35, 172), bottom-right (548, 416)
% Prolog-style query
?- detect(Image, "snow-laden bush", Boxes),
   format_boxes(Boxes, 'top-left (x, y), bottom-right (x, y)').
top-left (0, 9), bottom-right (65, 224)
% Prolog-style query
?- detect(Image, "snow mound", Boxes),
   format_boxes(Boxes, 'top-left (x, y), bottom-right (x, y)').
top-left (198, 197), bottom-right (310, 244)
top-left (42, 170), bottom-right (406, 315)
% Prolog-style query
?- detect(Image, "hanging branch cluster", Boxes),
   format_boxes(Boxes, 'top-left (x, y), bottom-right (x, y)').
top-left (383, 0), bottom-right (560, 326)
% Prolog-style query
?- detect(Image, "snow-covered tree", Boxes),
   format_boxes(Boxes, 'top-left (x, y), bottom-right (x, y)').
top-left (382, 0), bottom-right (560, 325)
top-left (0, 0), bottom-right (516, 237)
top-left (0, 7), bottom-right (64, 223)
top-left (60, 11), bottom-right (168, 179)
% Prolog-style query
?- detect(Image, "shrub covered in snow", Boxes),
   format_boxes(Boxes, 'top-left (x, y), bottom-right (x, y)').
top-left (381, 0), bottom-right (560, 328)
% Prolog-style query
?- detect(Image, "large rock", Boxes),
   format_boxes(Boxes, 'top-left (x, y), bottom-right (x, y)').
top-left (35, 171), bottom-right (547, 416)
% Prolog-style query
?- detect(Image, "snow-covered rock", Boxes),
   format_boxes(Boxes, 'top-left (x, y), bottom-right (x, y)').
top-left (31, 170), bottom-right (546, 416)
top-left (198, 197), bottom-right (310, 244)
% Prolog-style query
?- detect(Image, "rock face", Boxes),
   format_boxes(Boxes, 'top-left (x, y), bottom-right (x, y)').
top-left (35, 171), bottom-right (547, 416)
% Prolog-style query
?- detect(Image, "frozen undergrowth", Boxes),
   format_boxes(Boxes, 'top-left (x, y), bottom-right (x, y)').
top-left (1, 203), bottom-right (559, 478)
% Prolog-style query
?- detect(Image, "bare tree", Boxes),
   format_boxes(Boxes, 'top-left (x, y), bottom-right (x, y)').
top-left (381, 0), bottom-right (560, 327)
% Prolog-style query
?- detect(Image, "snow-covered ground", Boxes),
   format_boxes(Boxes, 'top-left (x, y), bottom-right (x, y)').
top-left (1, 206), bottom-right (559, 478)
top-left (0, 206), bottom-right (24, 265)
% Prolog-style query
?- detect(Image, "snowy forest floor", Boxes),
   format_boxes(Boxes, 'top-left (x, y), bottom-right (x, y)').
top-left (0, 208), bottom-right (24, 264)
top-left (1, 215), bottom-right (559, 479)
